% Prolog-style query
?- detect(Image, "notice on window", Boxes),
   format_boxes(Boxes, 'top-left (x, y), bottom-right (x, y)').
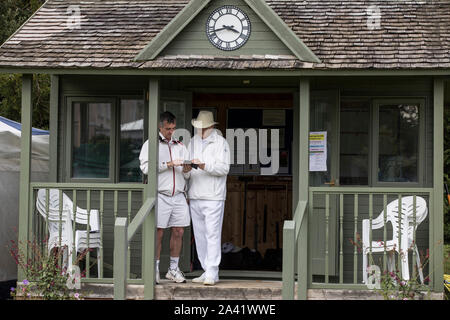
top-left (309, 131), bottom-right (327, 172)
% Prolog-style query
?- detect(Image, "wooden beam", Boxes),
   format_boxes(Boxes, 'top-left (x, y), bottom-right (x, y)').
top-left (297, 78), bottom-right (310, 300)
top-left (142, 77), bottom-right (160, 299)
top-left (17, 74), bottom-right (33, 282)
top-left (113, 218), bottom-right (128, 300)
top-left (432, 78), bottom-right (444, 293)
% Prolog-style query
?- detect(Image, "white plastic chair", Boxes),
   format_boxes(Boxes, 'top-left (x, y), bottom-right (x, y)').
top-left (362, 196), bottom-right (428, 284)
top-left (36, 189), bottom-right (102, 276)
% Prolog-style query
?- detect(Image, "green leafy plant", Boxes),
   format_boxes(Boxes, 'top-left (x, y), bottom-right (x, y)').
top-left (9, 236), bottom-right (88, 300)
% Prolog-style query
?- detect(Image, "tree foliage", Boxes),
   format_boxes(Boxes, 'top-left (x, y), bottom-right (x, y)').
top-left (0, 0), bottom-right (49, 129)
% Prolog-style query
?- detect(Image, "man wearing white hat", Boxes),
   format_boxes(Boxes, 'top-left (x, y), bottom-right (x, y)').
top-left (139, 111), bottom-right (190, 284)
top-left (184, 110), bottom-right (230, 286)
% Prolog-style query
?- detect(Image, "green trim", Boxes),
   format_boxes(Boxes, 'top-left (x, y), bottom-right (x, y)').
top-left (29, 182), bottom-right (144, 190)
top-left (49, 75), bottom-right (59, 182)
top-left (17, 74), bottom-right (33, 282)
top-left (127, 197), bottom-right (155, 241)
top-left (81, 278), bottom-right (144, 284)
top-left (134, 0), bottom-right (320, 62)
top-left (309, 283), bottom-right (368, 290)
top-left (310, 186), bottom-right (433, 193)
top-left (0, 68), bottom-right (449, 77)
top-left (432, 78), bottom-right (444, 292)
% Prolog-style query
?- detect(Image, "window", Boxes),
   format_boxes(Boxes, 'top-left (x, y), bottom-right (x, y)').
top-left (375, 99), bottom-right (423, 184)
top-left (67, 97), bottom-right (145, 182)
top-left (339, 99), bottom-right (370, 185)
top-left (338, 97), bottom-right (425, 186)
top-left (71, 100), bottom-right (113, 179)
top-left (120, 99), bottom-right (144, 182)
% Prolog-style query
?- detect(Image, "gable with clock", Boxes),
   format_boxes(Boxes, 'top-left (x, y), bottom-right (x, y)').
top-left (159, 0), bottom-right (294, 57)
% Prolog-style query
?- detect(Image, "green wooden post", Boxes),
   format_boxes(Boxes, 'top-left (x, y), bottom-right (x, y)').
top-left (114, 217), bottom-right (128, 300)
top-left (297, 78), bottom-right (310, 300)
top-left (143, 78), bottom-right (159, 299)
top-left (432, 78), bottom-right (444, 292)
top-left (17, 74), bottom-right (33, 282)
top-left (282, 221), bottom-right (295, 299)
top-left (49, 75), bottom-right (59, 182)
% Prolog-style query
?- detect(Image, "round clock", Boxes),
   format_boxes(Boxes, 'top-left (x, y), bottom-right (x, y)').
top-left (206, 5), bottom-right (251, 51)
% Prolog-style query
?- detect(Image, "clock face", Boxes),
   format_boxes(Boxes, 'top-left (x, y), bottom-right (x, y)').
top-left (206, 5), bottom-right (251, 51)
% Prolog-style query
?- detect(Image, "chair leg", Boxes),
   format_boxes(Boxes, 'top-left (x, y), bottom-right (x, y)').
top-left (414, 246), bottom-right (424, 284)
top-left (363, 252), bottom-right (367, 284)
top-left (387, 252), bottom-right (394, 273)
top-left (400, 250), bottom-right (410, 282)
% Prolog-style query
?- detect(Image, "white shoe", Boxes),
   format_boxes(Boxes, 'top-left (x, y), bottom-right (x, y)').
top-left (165, 268), bottom-right (186, 283)
top-left (156, 270), bottom-right (160, 284)
top-left (203, 277), bottom-right (217, 286)
top-left (192, 273), bottom-right (206, 283)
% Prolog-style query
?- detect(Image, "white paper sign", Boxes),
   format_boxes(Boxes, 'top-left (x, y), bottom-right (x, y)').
top-left (309, 131), bottom-right (327, 172)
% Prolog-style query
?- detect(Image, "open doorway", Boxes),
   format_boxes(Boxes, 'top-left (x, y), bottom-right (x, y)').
top-left (191, 93), bottom-right (294, 274)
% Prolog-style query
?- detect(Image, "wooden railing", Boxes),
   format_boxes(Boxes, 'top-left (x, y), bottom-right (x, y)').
top-left (282, 187), bottom-right (434, 299)
top-left (113, 197), bottom-right (155, 300)
top-left (29, 183), bottom-right (145, 282)
top-left (282, 200), bottom-right (308, 299)
top-left (308, 187), bottom-right (434, 290)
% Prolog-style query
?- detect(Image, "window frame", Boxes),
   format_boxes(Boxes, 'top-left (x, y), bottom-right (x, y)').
top-left (65, 96), bottom-right (117, 183)
top-left (371, 98), bottom-right (426, 187)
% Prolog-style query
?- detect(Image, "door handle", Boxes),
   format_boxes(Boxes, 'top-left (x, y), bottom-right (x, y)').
top-left (324, 179), bottom-right (335, 186)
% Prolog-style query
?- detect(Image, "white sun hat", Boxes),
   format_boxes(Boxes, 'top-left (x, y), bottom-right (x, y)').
top-left (191, 110), bottom-right (218, 129)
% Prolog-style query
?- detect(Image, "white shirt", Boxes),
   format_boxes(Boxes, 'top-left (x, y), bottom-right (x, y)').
top-left (187, 129), bottom-right (230, 201)
top-left (139, 132), bottom-right (190, 197)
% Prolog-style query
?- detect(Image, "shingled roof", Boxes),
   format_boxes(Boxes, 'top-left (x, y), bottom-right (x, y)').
top-left (0, 0), bottom-right (449, 70)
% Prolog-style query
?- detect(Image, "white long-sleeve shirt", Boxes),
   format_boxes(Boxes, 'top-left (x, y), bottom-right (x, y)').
top-left (187, 129), bottom-right (230, 201)
top-left (139, 132), bottom-right (190, 197)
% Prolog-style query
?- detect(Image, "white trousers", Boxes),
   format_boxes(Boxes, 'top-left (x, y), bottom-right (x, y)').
top-left (190, 199), bottom-right (225, 280)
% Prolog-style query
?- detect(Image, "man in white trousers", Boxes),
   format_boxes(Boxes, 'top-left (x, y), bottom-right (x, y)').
top-left (185, 111), bottom-right (230, 286)
top-left (139, 111), bottom-right (191, 284)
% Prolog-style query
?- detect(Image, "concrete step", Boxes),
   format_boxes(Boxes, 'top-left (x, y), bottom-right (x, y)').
top-left (80, 281), bottom-right (445, 300)
top-left (81, 280), bottom-right (283, 300)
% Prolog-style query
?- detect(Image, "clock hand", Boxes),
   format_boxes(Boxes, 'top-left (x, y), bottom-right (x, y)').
top-left (223, 25), bottom-right (240, 33)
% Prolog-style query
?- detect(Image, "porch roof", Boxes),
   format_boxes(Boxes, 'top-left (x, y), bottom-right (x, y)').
top-left (0, 0), bottom-right (449, 71)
